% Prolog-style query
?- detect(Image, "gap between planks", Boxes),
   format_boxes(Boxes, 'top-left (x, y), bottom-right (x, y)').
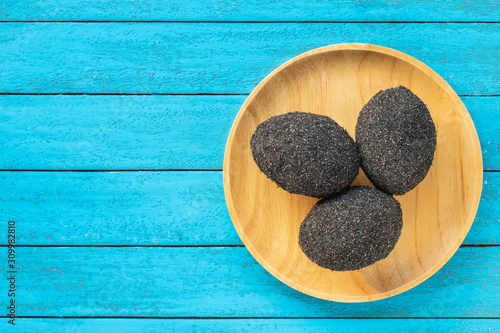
top-left (0, 169), bottom-right (224, 172)
top-left (0, 21), bottom-right (499, 24)
top-left (0, 20), bottom-right (500, 24)
top-left (0, 244), bottom-right (496, 248)
top-left (0, 169), bottom-right (498, 172)
top-left (2, 316), bottom-right (498, 319)
top-left (0, 93), bottom-right (498, 96)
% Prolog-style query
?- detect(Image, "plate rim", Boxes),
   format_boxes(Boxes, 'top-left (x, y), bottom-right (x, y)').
top-left (223, 43), bottom-right (483, 302)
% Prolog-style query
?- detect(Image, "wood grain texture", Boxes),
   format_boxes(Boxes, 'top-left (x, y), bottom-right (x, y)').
top-left (0, 171), bottom-right (235, 245)
top-left (1, 96), bottom-right (498, 170)
top-left (0, 23), bottom-right (498, 95)
top-left (0, 0), bottom-right (497, 328)
top-left (0, 171), bottom-right (497, 246)
top-left (224, 44), bottom-right (482, 302)
top-left (0, 247), bottom-right (497, 317)
top-left (4, 319), bottom-right (499, 333)
top-left (2, 0), bottom-right (499, 22)
top-left (0, 95), bottom-right (238, 170)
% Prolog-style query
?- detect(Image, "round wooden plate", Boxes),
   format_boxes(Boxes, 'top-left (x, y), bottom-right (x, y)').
top-left (223, 44), bottom-right (482, 302)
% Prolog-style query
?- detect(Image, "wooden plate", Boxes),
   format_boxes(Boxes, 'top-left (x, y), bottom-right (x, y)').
top-left (223, 44), bottom-right (482, 302)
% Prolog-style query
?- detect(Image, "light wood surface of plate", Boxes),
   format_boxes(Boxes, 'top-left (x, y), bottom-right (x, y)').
top-left (223, 43), bottom-right (482, 302)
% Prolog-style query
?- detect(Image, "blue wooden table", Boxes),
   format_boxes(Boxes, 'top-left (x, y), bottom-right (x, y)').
top-left (1, 1), bottom-right (499, 332)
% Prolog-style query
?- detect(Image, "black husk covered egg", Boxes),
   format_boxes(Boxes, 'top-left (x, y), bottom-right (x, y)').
top-left (299, 186), bottom-right (403, 271)
top-left (250, 112), bottom-right (359, 198)
top-left (356, 86), bottom-right (437, 195)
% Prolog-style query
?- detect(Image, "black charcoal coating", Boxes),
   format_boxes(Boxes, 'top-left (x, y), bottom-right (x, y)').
top-left (299, 186), bottom-right (403, 271)
top-left (356, 86), bottom-right (437, 195)
top-left (250, 112), bottom-right (359, 198)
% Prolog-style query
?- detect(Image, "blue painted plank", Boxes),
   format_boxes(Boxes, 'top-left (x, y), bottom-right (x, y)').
top-left (1, 0), bottom-right (499, 22)
top-left (0, 247), bottom-right (497, 317)
top-left (466, 172), bottom-right (500, 245)
top-left (0, 171), bottom-right (236, 245)
top-left (1, 96), bottom-right (497, 170)
top-left (3, 319), bottom-right (499, 333)
top-left (464, 97), bottom-right (500, 169)
top-left (0, 23), bottom-right (498, 95)
top-left (0, 172), bottom-right (497, 245)
top-left (0, 95), bottom-right (239, 170)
